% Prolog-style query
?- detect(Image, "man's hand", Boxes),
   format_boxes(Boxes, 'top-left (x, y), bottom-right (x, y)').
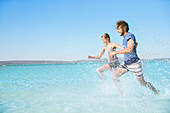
top-left (109, 51), bottom-right (117, 56)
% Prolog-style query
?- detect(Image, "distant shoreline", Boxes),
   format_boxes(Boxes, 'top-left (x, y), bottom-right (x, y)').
top-left (0, 58), bottom-right (169, 66)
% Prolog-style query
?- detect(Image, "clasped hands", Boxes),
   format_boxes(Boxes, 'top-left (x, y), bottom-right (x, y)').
top-left (109, 51), bottom-right (117, 56)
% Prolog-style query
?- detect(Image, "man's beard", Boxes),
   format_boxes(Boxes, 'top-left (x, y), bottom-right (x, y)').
top-left (120, 29), bottom-right (125, 36)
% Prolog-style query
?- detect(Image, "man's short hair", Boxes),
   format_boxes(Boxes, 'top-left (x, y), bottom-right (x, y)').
top-left (116, 20), bottom-right (129, 32)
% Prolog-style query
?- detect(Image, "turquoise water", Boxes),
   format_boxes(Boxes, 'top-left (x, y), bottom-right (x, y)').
top-left (0, 61), bottom-right (170, 113)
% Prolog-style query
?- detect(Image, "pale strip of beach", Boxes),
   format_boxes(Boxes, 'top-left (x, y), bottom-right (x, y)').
top-left (0, 58), bottom-right (169, 66)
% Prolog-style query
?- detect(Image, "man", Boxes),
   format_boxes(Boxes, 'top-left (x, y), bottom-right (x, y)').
top-left (109, 20), bottom-right (159, 95)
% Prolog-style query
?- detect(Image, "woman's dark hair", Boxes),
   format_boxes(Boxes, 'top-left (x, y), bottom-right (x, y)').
top-left (101, 33), bottom-right (110, 42)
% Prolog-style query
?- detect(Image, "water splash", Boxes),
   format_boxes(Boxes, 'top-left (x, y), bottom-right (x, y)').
top-left (0, 61), bottom-right (169, 113)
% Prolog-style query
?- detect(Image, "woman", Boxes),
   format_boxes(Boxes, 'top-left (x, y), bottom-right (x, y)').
top-left (88, 33), bottom-right (123, 79)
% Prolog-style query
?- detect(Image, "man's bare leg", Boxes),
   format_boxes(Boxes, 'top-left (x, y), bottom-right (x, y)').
top-left (113, 68), bottom-right (128, 96)
top-left (137, 75), bottom-right (159, 94)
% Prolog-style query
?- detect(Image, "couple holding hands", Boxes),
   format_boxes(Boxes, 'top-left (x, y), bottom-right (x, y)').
top-left (88, 20), bottom-right (159, 95)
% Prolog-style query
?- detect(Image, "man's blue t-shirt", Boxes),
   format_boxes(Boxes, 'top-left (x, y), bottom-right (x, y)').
top-left (123, 32), bottom-right (140, 65)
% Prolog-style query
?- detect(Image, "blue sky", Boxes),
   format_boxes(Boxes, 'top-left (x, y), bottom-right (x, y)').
top-left (0, 0), bottom-right (170, 61)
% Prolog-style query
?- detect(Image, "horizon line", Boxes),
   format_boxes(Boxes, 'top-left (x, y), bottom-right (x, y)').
top-left (0, 58), bottom-right (170, 66)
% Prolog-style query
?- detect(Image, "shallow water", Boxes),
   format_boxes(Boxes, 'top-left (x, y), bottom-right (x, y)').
top-left (0, 61), bottom-right (170, 113)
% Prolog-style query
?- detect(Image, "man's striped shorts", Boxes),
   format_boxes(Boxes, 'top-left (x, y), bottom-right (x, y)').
top-left (119, 60), bottom-right (143, 77)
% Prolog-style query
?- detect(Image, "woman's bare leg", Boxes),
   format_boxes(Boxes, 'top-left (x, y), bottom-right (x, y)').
top-left (96, 64), bottom-right (111, 80)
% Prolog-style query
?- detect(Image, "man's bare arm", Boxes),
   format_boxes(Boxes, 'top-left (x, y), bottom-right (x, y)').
top-left (109, 39), bottom-right (134, 56)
